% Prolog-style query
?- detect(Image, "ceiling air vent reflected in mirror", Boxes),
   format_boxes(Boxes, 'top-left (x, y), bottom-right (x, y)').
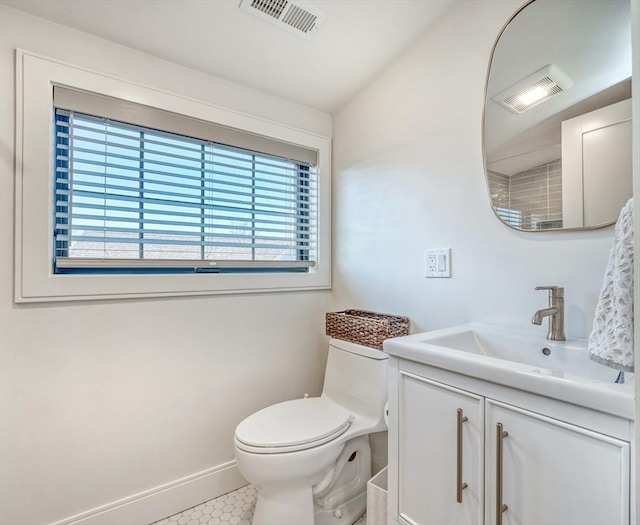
top-left (492, 64), bottom-right (574, 114)
top-left (240, 0), bottom-right (327, 40)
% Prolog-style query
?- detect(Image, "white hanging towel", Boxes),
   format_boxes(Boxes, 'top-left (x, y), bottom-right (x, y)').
top-left (588, 198), bottom-right (634, 372)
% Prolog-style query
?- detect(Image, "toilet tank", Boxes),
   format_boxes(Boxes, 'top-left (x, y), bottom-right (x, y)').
top-left (322, 338), bottom-right (388, 424)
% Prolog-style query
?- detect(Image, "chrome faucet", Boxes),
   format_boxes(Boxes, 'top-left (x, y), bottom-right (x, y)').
top-left (532, 286), bottom-right (566, 341)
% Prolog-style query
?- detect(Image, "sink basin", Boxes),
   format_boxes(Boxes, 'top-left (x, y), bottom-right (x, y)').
top-left (422, 326), bottom-right (619, 381)
top-left (383, 323), bottom-right (634, 419)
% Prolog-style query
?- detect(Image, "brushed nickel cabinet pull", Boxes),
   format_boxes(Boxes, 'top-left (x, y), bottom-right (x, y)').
top-left (496, 423), bottom-right (509, 525)
top-left (456, 408), bottom-right (468, 503)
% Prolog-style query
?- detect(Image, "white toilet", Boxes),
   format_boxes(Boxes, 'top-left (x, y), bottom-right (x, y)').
top-left (234, 338), bottom-right (388, 525)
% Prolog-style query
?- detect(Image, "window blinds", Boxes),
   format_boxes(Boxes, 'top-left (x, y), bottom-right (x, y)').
top-left (54, 87), bottom-right (318, 165)
top-left (53, 94), bottom-right (317, 272)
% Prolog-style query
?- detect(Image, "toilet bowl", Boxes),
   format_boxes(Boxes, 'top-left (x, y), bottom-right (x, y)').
top-left (234, 338), bottom-right (388, 525)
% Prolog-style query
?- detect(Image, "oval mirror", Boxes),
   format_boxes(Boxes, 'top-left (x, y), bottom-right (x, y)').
top-left (483, 0), bottom-right (632, 231)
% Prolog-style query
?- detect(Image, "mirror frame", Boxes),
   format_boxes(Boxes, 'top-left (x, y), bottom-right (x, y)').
top-left (482, 0), bottom-right (628, 233)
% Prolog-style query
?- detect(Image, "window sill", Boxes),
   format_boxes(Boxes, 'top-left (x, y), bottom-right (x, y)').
top-left (16, 271), bottom-right (331, 303)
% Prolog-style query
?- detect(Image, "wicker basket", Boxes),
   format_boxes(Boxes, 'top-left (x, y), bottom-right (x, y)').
top-left (325, 310), bottom-right (409, 350)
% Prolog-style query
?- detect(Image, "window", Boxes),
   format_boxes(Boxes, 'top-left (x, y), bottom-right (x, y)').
top-left (54, 110), bottom-right (316, 274)
top-left (495, 206), bottom-right (522, 228)
top-left (15, 51), bottom-right (330, 301)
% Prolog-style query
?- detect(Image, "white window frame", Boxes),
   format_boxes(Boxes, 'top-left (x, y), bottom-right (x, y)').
top-left (15, 50), bottom-right (331, 302)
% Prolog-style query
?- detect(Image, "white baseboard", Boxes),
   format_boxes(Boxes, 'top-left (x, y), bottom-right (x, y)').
top-left (49, 461), bottom-right (247, 525)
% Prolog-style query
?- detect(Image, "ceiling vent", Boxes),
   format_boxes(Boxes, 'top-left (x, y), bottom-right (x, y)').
top-left (239, 0), bottom-right (327, 40)
top-left (492, 64), bottom-right (573, 114)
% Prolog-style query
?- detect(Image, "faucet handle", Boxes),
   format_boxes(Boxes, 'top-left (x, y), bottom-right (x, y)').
top-left (535, 286), bottom-right (564, 298)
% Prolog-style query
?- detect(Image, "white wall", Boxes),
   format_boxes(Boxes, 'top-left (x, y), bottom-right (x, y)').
top-left (0, 6), bottom-right (331, 525)
top-left (332, 0), bottom-right (627, 477)
top-left (332, 0), bottom-right (615, 339)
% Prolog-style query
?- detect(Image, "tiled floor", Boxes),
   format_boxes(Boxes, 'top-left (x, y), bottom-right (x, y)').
top-left (151, 484), bottom-right (367, 525)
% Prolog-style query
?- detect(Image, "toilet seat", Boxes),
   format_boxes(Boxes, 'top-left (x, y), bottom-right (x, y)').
top-left (235, 398), bottom-right (352, 454)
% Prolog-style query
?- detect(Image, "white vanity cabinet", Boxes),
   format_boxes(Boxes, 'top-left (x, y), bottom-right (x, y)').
top-left (388, 359), bottom-right (632, 525)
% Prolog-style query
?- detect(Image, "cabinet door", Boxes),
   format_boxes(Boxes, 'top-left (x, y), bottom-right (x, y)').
top-left (398, 372), bottom-right (483, 525)
top-left (486, 400), bottom-right (630, 525)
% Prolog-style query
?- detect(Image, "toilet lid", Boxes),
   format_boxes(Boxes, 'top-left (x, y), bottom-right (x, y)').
top-left (235, 398), bottom-right (352, 450)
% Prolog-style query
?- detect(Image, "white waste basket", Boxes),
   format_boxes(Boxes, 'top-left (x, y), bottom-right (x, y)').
top-left (366, 466), bottom-right (388, 525)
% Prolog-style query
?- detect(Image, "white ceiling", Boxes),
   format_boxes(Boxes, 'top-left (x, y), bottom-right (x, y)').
top-left (1, 0), bottom-right (457, 113)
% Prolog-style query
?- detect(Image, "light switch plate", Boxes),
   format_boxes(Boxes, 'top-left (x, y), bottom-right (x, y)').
top-left (425, 248), bottom-right (451, 278)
